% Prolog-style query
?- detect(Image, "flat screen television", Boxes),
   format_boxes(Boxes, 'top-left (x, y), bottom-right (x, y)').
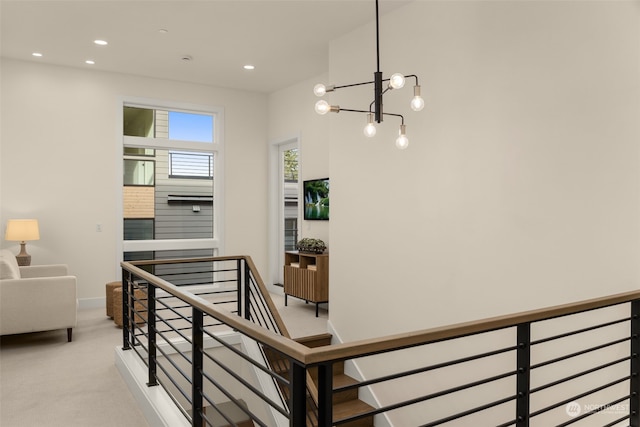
top-left (303, 178), bottom-right (329, 220)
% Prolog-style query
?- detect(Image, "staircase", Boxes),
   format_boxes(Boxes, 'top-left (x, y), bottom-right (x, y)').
top-left (265, 333), bottom-right (375, 427)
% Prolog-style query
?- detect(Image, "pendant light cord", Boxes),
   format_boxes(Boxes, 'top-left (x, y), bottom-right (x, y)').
top-left (375, 0), bottom-right (380, 73)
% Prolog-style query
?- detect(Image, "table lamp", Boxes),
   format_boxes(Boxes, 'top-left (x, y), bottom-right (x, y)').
top-left (5, 219), bottom-right (40, 266)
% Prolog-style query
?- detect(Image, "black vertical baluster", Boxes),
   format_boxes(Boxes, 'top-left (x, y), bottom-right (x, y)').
top-left (236, 259), bottom-right (242, 318)
top-left (122, 270), bottom-right (131, 350)
top-left (516, 323), bottom-right (531, 427)
top-left (317, 362), bottom-right (333, 426)
top-left (147, 284), bottom-right (158, 387)
top-left (631, 300), bottom-right (640, 427)
top-left (192, 308), bottom-right (204, 427)
top-left (128, 280), bottom-right (135, 345)
top-left (244, 260), bottom-right (251, 321)
top-left (291, 361), bottom-right (306, 427)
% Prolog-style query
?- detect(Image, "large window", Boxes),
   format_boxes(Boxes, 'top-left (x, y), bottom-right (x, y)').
top-left (122, 102), bottom-right (222, 274)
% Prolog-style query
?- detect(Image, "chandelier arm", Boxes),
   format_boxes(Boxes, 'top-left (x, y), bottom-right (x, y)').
top-left (382, 112), bottom-right (405, 125)
top-left (334, 76), bottom-right (403, 92)
top-left (405, 74), bottom-right (420, 86)
top-left (368, 87), bottom-right (390, 112)
top-left (337, 108), bottom-right (372, 114)
top-left (338, 108), bottom-right (405, 126)
top-left (334, 80), bottom-right (375, 90)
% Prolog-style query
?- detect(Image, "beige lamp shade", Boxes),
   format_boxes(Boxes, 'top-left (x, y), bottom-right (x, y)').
top-left (5, 219), bottom-right (40, 242)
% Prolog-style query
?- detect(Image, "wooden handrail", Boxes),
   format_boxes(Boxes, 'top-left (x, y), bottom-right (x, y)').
top-left (242, 255), bottom-right (292, 339)
top-left (123, 258), bottom-right (640, 369)
top-left (303, 288), bottom-right (640, 365)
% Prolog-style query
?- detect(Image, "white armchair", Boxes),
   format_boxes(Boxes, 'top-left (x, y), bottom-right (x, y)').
top-left (0, 249), bottom-right (77, 341)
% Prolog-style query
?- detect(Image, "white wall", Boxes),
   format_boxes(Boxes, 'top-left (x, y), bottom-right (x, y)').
top-left (269, 2), bottom-right (639, 422)
top-left (322, 2), bottom-right (640, 423)
top-left (0, 59), bottom-right (269, 304)
top-left (268, 73), bottom-right (330, 242)
top-left (328, 0), bottom-right (640, 337)
top-left (267, 74), bottom-right (330, 283)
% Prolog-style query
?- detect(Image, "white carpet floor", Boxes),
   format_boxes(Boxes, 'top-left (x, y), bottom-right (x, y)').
top-left (0, 290), bottom-right (327, 427)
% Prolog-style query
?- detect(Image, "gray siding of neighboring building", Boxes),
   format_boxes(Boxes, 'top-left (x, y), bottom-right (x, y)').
top-left (152, 149), bottom-right (215, 286)
top-left (154, 183), bottom-right (213, 239)
top-left (154, 149), bottom-right (213, 240)
top-left (153, 249), bottom-right (216, 286)
top-left (153, 183), bottom-right (214, 285)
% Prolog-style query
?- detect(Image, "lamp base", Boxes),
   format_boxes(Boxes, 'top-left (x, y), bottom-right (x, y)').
top-left (15, 242), bottom-right (32, 266)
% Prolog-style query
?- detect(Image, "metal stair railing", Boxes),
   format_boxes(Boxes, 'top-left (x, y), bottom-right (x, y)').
top-left (121, 256), bottom-right (640, 426)
top-left (121, 255), bottom-right (320, 426)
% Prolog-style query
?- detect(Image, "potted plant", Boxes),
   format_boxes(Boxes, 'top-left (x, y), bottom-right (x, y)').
top-left (296, 238), bottom-right (326, 254)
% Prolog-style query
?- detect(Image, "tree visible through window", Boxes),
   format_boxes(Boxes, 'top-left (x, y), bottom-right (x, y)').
top-left (284, 148), bottom-right (298, 182)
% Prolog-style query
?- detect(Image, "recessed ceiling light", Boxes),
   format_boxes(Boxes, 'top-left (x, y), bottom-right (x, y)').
top-left (243, 65), bottom-right (255, 70)
top-left (158, 29), bottom-right (168, 34)
top-left (85, 60), bottom-right (95, 65)
top-left (94, 39), bottom-right (108, 46)
top-left (32, 52), bottom-right (43, 57)
top-left (181, 55), bottom-right (193, 62)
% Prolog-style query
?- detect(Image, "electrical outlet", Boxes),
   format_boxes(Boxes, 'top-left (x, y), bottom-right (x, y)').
top-left (96, 223), bottom-right (102, 232)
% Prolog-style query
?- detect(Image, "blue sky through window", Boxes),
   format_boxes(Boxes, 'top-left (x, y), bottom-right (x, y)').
top-left (168, 111), bottom-right (213, 143)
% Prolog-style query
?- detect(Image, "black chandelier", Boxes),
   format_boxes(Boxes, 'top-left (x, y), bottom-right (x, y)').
top-left (313, 0), bottom-right (424, 149)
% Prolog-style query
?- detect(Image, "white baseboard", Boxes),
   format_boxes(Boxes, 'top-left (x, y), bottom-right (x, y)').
top-left (78, 297), bottom-right (106, 310)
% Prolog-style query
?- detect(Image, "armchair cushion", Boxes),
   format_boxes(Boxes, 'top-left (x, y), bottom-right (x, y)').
top-left (0, 249), bottom-right (20, 279)
top-left (19, 264), bottom-right (68, 278)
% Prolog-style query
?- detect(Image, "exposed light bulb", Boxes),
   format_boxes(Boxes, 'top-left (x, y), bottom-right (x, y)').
top-left (389, 73), bottom-right (405, 89)
top-left (411, 96), bottom-right (425, 112)
top-left (396, 134), bottom-right (409, 149)
top-left (411, 85), bottom-right (425, 111)
top-left (315, 100), bottom-right (330, 115)
top-left (364, 123), bottom-right (377, 137)
top-left (313, 83), bottom-right (334, 97)
top-left (363, 113), bottom-right (376, 137)
top-left (395, 124), bottom-right (409, 149)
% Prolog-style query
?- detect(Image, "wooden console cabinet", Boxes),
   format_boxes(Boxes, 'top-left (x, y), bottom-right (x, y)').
top-left (283, 251), bottom-right (328, 317)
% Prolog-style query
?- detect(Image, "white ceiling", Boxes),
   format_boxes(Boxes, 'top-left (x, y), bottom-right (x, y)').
top-left (0, 0), bottom-right (411, 93)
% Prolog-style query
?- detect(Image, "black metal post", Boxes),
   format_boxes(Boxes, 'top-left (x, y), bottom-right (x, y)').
top-left (236, 259), bottom-right (243, 317)
top-left (374, 71), bottom-right (383, 123)
top-left (290, 361), bottom-right (306, 427)
top-left (317, 362), bottom-right (333, 426)
top-left (192, 308), bottom-right (204, 427)
top-left (122, 270), bottom-right (131, 350)
top-left (244, 260), bottom-right (251, 321)
top-left (147, 284), bottom-right (158, 387)
top-left (516, 323), bottom-right (531, 427)
top-left (631, 300), bottom-right (640, 427)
